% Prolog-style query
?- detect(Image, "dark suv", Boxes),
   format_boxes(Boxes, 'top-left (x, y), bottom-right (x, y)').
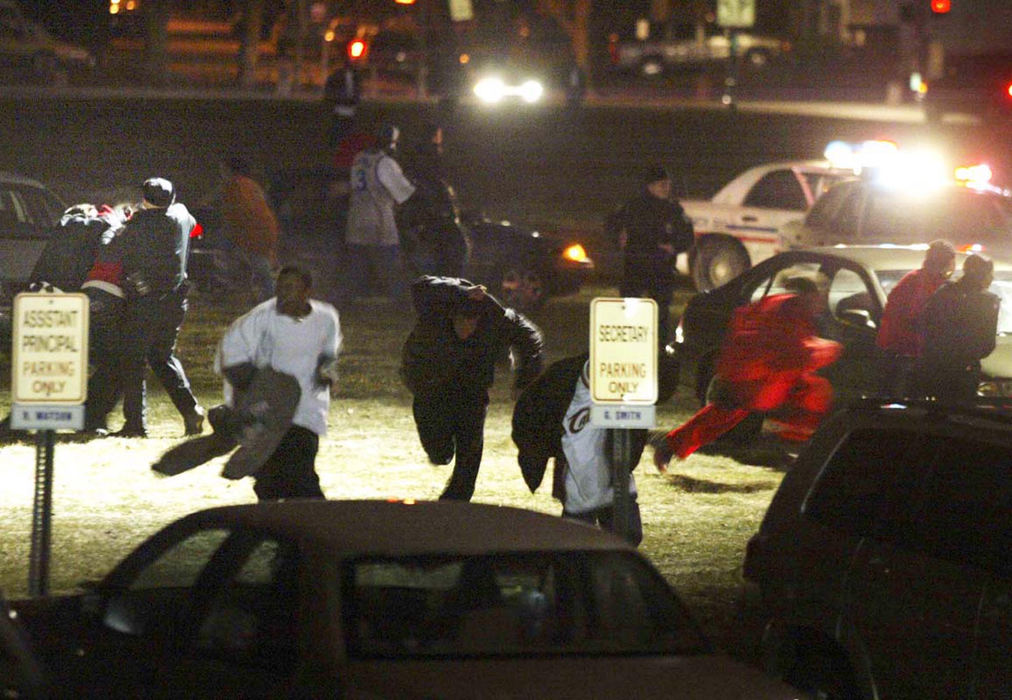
top-left (742, 400), bottom-right (1011, 699)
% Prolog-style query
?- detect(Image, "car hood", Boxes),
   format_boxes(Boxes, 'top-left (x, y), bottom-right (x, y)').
top-left (982, 334), bottom-right (1012, 381)
top-left (346, 654), bottom-right (799, 699)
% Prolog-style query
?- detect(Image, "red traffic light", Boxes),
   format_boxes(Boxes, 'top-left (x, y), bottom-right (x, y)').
top-left (931, 0), bottom-right (951, 13)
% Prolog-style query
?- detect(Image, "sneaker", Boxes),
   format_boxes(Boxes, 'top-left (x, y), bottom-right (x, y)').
top-left (184, 405), bottom-right (206, 436)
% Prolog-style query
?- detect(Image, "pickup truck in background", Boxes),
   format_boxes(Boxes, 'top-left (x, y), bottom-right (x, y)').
top-left (609, 24), bottom-right (789, 77)
top-left (678, 160), bottom-right (854, 290)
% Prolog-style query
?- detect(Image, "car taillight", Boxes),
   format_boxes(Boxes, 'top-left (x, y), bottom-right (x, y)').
top-left (348, 39), bottom-right (367, 60)
top-left (1005, 81), bottom-right (1012, 100)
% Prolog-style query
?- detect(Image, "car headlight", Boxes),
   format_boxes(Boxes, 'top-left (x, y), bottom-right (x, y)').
top-left (474, 77), bottom-right (506, 103)
top-left (519, 79), bottom-right (544, 103)
top-left (977, 378), bottom-right (1012, 397)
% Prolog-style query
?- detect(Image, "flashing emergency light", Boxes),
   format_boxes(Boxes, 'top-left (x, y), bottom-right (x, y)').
top-left (348, 39), bottom-right (366, 60)
top-left (823, 140), bottom-right (898, 173)
top-left (875, 148), bottom-right (948, 191)
top-left (519, 79), bottom-right (544, 103)
top-left (954, 163), bottom-right (993, 187)
top-left (930, 0), bottom-right (951, 13)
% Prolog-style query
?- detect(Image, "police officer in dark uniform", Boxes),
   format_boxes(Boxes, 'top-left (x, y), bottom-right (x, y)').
top-left (607, 163), bottom-right (694, 347)
top-left (117, 178), bottom-right (204, 437)
top-left (917, 253), bottom-right (1000, 402)
top-left (323, 59), bottom-right (361, 148)
top-left (400, 276), bottom-right (544, 501)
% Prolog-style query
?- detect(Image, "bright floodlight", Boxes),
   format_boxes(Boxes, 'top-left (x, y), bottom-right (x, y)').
top-left (474, 77), bottom-right (506, 103)
top-left (876, 148), bottom-right (948, 192)
top-left (520, 80), bottom-right (544, 103)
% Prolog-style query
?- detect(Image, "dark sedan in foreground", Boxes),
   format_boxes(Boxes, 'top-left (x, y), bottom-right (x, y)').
top-left (2, 500), bottom-right (800, 699)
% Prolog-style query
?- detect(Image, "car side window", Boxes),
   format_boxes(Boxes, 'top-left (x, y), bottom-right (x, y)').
top-left (804, 429), bottom-right (916, 537)
top-left (827, 267), bottom-right (875, 324)
top-left (129, 528), bottom-right (232, 590)
top-left (13, 187), bottom-right (60, 227)
top-left (195, 537), bottom-right (301, 670)
top-left (743, 170), bottom-right (807, 211)
top-left (883, 436), bottom-right (1010, 575)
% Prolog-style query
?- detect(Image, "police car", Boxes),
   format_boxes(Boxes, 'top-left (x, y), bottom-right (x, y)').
top-left (679, 156), bottom-right (858, 290)
top-left (783, 143), bottom-right (1012, 256)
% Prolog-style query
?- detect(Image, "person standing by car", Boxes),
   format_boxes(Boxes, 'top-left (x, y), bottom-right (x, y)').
top-left (342, 123), bottom-right (416, 307)
top-left (401, 121), bottom-right (469, 278)
top-left (401, 276), bottom-right (544, 501)
top-left (28, 203), bottom-right (124, 293)
top-left (215, 265), bottom-right (342, 500)
top-left (217, 157), bottom-right (281, 304)
top-left (606, 164), bottom-right (694, 347)
top-left (117, 178), bottom-right (205, 438)
top-left (875, 239), bottom-right (955, 397)
top-left (917, 253), bottom-right (1000, 402)
top-left (654, 277), bottom-right (842, 466)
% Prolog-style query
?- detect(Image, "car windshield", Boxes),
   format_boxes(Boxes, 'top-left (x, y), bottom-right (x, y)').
top-left (875, 268), bottom-right (1012, 334)
top-left (342, 551), bottom-right (708, 659)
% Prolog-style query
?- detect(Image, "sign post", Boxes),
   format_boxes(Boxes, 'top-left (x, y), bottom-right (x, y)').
top-left (589, 298), bottom-right (657, 541)
top-left (11, 291), bottom-right (89, 596)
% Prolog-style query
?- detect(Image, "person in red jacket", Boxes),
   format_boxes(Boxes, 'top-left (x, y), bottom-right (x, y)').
top-left (654, 277), bottom-right (842, 467)
top-left (875, 239), bottom-right (955, 396)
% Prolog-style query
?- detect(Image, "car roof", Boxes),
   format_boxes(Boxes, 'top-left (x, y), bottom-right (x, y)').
top-left (177, 500), bottom-right (634, 556)
top-left (0, 171), bottom-right (50, 190)
top-left (800, 244), bottom-right (1012, 272)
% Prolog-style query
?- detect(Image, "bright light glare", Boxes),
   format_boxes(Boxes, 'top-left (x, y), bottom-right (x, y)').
top-left (563, 243), bottom-right (588, 262)
top-left (520, 80), bottom-right (544, 103)
top-left (875, 148), bottom-right (948, 191)
top-left (348, 40), bottom-right (366, 59)
top-left (823, 140), bottom-right (897, 173)
top-left (474, 77), bottom-right (506, 103)
top-left (955, 163), bottom-right (993, 186)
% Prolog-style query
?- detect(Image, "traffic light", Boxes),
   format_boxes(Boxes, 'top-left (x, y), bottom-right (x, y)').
top-left (930, 0), bottom-right (951, 13)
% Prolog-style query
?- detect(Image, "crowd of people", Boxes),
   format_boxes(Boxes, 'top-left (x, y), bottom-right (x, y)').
top-left (2, 84), bottom-right (1004, 546)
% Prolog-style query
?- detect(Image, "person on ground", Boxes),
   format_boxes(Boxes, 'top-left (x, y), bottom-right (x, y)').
top-left (342, 123), bottom-right (416, 306)
top-left (653, 277), bottom-right (842, 467)
top-left (916, 253), bottom-right (1000, 402)
top-left (214, 265), bottom-right (342, 500)
top-left (117, 177), bottom-right (205, 438)
top-left (401, 120), bottom-right (469, 278)
top-left (512, 352), bottom-right (679, 546)
top-left (875, 239), bottom-right (956, 396)
top-left (401, 276), bottom-right (544, 501)
top-left (217, 157), bottom-right (281, 304)
top-left (606, 163), bottom-right (694, 348)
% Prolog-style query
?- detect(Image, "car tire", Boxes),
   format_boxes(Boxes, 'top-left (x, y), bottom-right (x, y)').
top-left (692, 238), bottom-right (749, 291)
top-left (497, 264), bottom-right (546, 312)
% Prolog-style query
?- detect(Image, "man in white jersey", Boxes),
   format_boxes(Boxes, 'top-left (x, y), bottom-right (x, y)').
top-left (342, 123), bottom-right (416, 306)
top-left (217, 265), bottom-right (342, 500)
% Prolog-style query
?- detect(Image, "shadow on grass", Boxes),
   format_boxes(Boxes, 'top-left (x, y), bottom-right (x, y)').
top-left (663, 473), bottom-right (781, 494)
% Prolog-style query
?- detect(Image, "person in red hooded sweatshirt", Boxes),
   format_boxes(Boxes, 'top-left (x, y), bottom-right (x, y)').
top-left (654, 276), bottom-right (842, 467)
top-left (875, 239), bottom-right (955, 397)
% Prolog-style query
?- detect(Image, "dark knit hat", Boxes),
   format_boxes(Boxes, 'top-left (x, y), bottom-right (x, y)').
top-left (142, 177), bottom-right (175, 208)
top-left (643, 163), bottom-right (669, 185)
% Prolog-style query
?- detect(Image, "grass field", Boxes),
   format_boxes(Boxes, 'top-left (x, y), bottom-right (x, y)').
top-left (0, 282), bottom-right (786, 653)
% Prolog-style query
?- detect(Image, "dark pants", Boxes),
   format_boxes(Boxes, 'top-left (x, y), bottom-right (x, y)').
top-left (253, 425), bottom-right (323, 501)
top-left (339, 243), bottom-right (405, 308)
top-left (564, 498), bottom-right (643, 547)
top-left (413, 389), bottom-right (489, 501)
top-left (84, 290), bottom-right (125, 431)
top-left (915, 364), bottom-right (980, 403)
top-left (121, 290), bottom-right (199, 432)
top-left (877, 350), bottom-right (917, 398)
top-left (620, 272), bottom-right (674, 348)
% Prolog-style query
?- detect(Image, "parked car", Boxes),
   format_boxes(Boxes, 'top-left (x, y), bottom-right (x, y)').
top-left (0, 171), bottom-right (67, 345)
top-left (680, 159), bottom-right (856, 290)
top-left (741, 399), bottom-right (1012, 699)
top-left (609, 22), bottom-right (788, 77)
top-left (0, 0), bottom-right (95, 83)
top-left (200, 167), bottom-right (593, 312)
top-left (672, 246), bottom-right (1012, 406)
top-left (3, 500), bottom-right (802, 698)
top-left (923, 51), bottom-right (1012, 125)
